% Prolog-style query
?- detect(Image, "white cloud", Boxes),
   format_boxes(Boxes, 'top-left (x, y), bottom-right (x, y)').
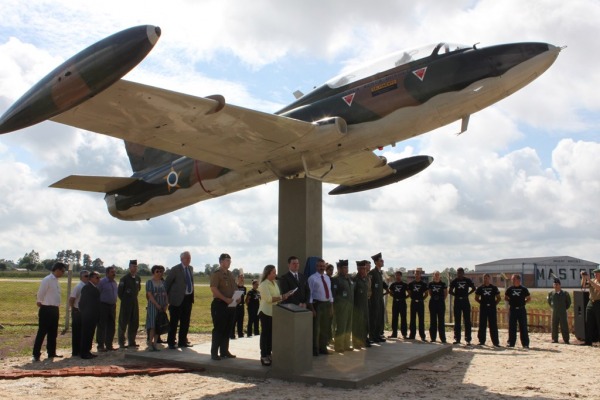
top-left (0, 0), bottom-right (599, 272)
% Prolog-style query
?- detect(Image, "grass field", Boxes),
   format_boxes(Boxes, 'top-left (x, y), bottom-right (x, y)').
top-left (0, 278), bottom-right (570, 357)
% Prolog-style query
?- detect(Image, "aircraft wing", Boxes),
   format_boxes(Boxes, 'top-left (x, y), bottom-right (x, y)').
top-left (50, 175), bottom-right (138, 193)
top-left (51, 80), bottom-right (316, 170)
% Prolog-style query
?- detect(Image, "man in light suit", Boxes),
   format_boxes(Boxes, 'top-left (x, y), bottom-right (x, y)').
top-left (278, 256), bottom-right (309, 307)
top-left (165, 251), bottom-right (195, 349)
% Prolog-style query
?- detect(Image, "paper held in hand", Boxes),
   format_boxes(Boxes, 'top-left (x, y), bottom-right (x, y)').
top-left (228, 290), bottom-right (244, 307)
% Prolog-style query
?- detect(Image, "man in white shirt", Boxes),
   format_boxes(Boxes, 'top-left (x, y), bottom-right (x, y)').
top-left (308, 258), bottom-right (333, 356)
top-left (32, 262), bottom-right (67, 361)
top-left (69, 270), bottom-right (89, 357)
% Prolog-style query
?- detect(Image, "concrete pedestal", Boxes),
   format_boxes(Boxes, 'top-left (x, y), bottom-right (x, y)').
top-left (277, 177), bottom-right (322, 275)
top-left (272, 303), bottom-right (313, 374)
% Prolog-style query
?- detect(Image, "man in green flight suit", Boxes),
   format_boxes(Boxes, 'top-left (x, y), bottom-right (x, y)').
top-left (118, 260), bottom-right (141, 348)
top-left (352, 260), bottom-right (370, 349)
top-left (332, 260), bottom-right (354, 352)
top-left (547, 278), bottom-right (571, 344)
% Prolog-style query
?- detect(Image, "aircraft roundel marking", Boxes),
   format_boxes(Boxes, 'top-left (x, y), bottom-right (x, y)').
top-left (412, 67), bottom-right (428, 81)
top-left (164, 168), bottom-right (181, 192)
top-left (342, 93), bottom-right (355, 107)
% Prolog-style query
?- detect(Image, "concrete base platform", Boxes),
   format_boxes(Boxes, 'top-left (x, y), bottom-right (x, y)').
top-left (126, 336), bottom-right (452, 388)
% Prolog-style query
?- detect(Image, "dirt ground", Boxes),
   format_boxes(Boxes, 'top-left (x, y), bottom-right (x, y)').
top-left (0, 330), bottom-right (595, 400)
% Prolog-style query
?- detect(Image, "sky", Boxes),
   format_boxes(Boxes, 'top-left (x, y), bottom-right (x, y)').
top-left (0, 0), bottom-right (599, 274)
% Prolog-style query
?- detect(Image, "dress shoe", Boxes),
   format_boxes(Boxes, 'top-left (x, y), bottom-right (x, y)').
top-left (107, 347), bottom-right (118, 351)
top-left (221, 352), bottom-right (236, 358)
top-left (319, 349), bottom-right (331, 355)
top-left (260, 356), bottom-right (271, 366)
top-left (32, 356), bottom-right (40, 362)
top-left (81, 354), bottom-right (97, 359)
top-left (344, 347), bottom-right (354, 352)
top-left (313, 350), bottom-right (319, 356)
top-left (354, 345), bottom-right (363, 350)
top-left (97, 347), bottom-right (107, 352)
top-left (72, 353), bottom-right (79, 357)
top-left (178, 343), bottom-right (194, 348)
top-left (366, 339), bottom-right (374, 344)
top-left (452, 341), bottom-right (461, 345)
top-left (365, 342), bottom-right (372, 348)
top-left (211, 355), bottom-right (221, 360)
top-left (168, 344), bottom-right (177, 350)
top-left (388, 334), bottom-right (397, 339)
top-left (129, 343), bottom-right (140, 348)
top-left (551, 340), bottom-right (558, 343)
top-left (48, 354), bottom-right (63, 358)
top-left (493, 344), bottom-right (501, 347)
top-left (379, 336), bottom-right (387, 342)
top-left (156, 338), bottom-right (166, 344)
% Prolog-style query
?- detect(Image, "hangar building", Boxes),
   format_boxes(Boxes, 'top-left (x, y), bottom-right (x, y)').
top-left (471, 256), bottom-right (598, 288)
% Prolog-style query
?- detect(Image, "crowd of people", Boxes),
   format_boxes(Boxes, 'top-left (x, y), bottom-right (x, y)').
top-left (31, 253), bottom-right (600, 365)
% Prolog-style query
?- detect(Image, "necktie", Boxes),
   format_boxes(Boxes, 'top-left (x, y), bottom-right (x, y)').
top-left (294, 273), bottom-right (298, 283)
top-left (321, 274), bottom-right (329, 299)
top-left (185, 267), bottom-right (192, 293)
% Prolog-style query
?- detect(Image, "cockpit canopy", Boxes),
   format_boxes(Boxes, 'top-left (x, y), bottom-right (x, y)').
top-left (326, 42), bottom-right (471, 88)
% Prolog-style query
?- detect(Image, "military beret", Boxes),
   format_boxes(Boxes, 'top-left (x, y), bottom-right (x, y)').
top-left (371, 252), bottom-right (382, 261)
top-left (337, 259), bottom-right (348, 267)
top-left (129, 259), bottom-right (137, 266)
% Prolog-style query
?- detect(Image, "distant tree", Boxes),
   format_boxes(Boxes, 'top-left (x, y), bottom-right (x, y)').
top-left (204, 263), bottom-right (212, 275)
top-left (0, 259), bottom-right (16, 271)
top-left (138, 263), bottom-right (151, 276)
top-left (18, 250), bottom-right (41, 271)
top-left (74, 250), bottom-right (82, 271)
top-left (83, 254), bottom-right (92, 269)
top-left (232, 268), bottom-right (240, 277)
top-left (41, 259), bottom-right (56, 271)
top-left (92, 258), bottom-right (105, 272)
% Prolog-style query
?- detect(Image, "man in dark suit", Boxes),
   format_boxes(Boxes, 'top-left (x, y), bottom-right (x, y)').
top-left (80, 271), bottom-right (101, 359)
top-left (278, 256), bottom-right (309, 307)
top-left (165, 251), bottom-right (195, 349)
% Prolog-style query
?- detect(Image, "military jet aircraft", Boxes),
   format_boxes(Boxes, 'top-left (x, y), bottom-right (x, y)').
top-left (0, 25), bottom-right (561, 220)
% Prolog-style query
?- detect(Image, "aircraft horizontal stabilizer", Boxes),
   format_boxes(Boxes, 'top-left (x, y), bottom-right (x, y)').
top-left (328, 155), bottom-right (433, 195)
top-left (50, 175), bottom-right (138, 193)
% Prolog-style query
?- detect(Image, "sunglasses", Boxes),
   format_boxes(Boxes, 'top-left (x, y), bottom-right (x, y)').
top-left (82, 275), bottom-right (89, 278)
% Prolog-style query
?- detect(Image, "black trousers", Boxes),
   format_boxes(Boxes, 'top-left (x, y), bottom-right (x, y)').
top-left (391, 300), bottom-right (407, 337)
top-left (71, 308), bottom-right (82, 356)
top-left (230, 305), bottom-right (245, 338)
top-left (585, 301), bottom-right (600, 344)
top-left (453, 298), bottom-right (472, 342)
top-left (409, 300), bottom-right (426, 340)
top-left (96, 302), bottom-right (116, 348)
top-left (313, 301), bottom-right (332, 352)
top-left (478, 304), bottom-right (499, 345)
top-left (81, 314), bottom-right (98, 357)
top-left (247, 305), bottom-right (260, 336)
top-left (210, 299), bottom-right (236, 356)
top-left (369, 299), bottom-right (384, 340)
top-left (33, 305), bottom-right (59, 358)
top-left (168, 294), bottom-right (194, 346)
top-left (429, 300), bottom-right (446, 342)
top-left (259, 312), bottom-right (272, 357)
top-left (508, 306), bottom-right (529, 346)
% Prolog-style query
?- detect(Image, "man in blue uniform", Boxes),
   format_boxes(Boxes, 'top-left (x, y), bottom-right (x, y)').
top-left (449, 267), bottom-right (475, 345)
top-left (475, 273), bottom-right (501, 347)
top-left (505, 274), bottom-right (531, 348)
top-left (388, 271), bottom-right (408, 339)
top-left (407, 268), bottom-right (428, 341)
top-left (428, 271), bottom-right (448, 343)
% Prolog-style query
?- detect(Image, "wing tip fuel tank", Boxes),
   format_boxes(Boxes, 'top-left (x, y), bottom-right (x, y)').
top-left (0, 25), bottom-right (161, 134)
top-left (329, 155), bottom-right (433, 195)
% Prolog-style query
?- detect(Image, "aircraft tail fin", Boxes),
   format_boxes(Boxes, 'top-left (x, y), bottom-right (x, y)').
top-left (124, 141), bottom-right (182, 172)
top-left (50, 175), bottom-right (138, 193)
